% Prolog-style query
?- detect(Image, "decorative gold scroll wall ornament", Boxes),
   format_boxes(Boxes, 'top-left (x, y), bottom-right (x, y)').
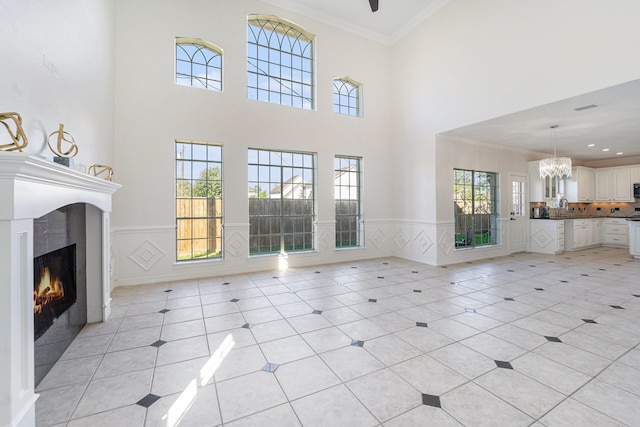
top-left (0, 112), bottom-right (29, 151)
top-left (88, 164), bottom-right (114, 181)
top-left (48, 124), bottom-right (78, 157)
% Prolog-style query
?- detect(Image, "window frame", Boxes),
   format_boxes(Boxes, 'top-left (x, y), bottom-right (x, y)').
top-left (334, 155), bottom-right (363, 248)
top-left (175, 141), bottom-right (224, 262)
top-left (175, 37), bottom-right (223, 91)
top-left (333, 77), bottom-right (362, 117)
top-left (247, 15), bottom-right (315, 110)
top-left (248, 148), bottom-right (316, 256)
top-left (453, 168), bottom-right (500, 249)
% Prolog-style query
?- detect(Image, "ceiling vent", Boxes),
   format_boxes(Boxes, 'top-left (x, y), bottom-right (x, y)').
top-left (574, 104), bottom-right (599, 112)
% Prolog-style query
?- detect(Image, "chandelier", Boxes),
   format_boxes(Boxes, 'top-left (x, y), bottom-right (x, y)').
top-left (539, 124), bottom-right (572, 179)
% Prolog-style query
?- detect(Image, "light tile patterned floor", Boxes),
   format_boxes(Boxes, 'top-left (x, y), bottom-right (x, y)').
top-left (36, 247), bottom-right (640, 426)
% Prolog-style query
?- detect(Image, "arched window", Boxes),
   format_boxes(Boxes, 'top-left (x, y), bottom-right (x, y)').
top-left (247, 15), bottom-right (314, 109)
top-left (333, 77), bottom-right (361, 117)
top-left (176, 38), bottom-right (222, 91)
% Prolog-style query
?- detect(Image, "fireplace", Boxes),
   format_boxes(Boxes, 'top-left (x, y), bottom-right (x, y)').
top-left (0, 152), bottom-right (120, 427)
top-left (33, 244), bottom-right (77, 341)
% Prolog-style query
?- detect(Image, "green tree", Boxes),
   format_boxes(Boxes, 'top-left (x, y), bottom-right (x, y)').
top-left (192, 167), bottom-right (222, 198)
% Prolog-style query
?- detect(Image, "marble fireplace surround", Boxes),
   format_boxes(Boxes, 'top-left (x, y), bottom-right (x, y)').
top-left (0, 152), bottom-right (120, 427)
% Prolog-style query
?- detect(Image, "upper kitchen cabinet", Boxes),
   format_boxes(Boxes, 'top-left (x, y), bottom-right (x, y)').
top-left (564, 166), bottom-right (594, 202)
top-left (529, 161), bottom-right (560, 202)
top-left (595, 167), bottom-right (633, 202)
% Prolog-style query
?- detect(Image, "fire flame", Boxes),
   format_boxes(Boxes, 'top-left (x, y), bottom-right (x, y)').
top-left (33, 267), bottom-right (65, 314)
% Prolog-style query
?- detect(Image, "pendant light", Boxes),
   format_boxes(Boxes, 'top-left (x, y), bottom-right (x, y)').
top-left (539, 124), bottom-right (572, 179)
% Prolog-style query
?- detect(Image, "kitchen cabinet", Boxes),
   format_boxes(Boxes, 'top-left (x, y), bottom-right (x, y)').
top-left (564, 166), bottom-right (594, 202)
top-left (604, 218), bottom-right (629, 247)
top-left (629, 220), bottom-right (640, 259)
top-left (529, 161), bottom-right (559, 202)
top-left (592, 219), bottom-right (604, 245)
top-left (565, 219), bottom-right (601, 251)
top-left (595, 168), bottom-right (633, 202)
top-left (530, 220), bottom-right (564, 254)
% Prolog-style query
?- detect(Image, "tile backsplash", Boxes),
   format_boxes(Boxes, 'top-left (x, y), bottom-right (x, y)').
top-left (530, 201), bottom-right (640, 218)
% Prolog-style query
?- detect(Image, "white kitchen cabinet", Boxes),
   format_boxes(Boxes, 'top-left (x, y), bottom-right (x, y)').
top-left (530, 220), bottom-right (564, 254)
top-left (564, 166), bottom-right (594, 202)
top-left (595, 168), bottom-right (633, 202)
top-left (592, 219), bottom-right (604, 245)
top-left (629, 220), bottom-right (640, 259)
top-left (604, 218), bottom-right (629, 247)
top-left (631, 167), bottom-right (640, 185)
top-left (529, 161), bottom-right (560, 202)
top-left (565, 219), bottom-right (597, 251)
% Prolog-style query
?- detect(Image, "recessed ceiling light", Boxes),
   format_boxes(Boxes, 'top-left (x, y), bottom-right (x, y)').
top-left (587, 144), bottom-right (595, 147)
top-left (616, 152), bottom-right (624, 155)
top-left (602, 148), bottom-right (610, 152)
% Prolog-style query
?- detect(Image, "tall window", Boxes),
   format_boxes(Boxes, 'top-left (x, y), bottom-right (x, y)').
top-left (335, 156), bottom-right (362, 248)
top-left (248, 149), bottom-right (315, 255)
top-left (176, 38), bottom-right (222, 91)
top-left (453, 169), bottom-right (499, 248)
top-left (247, 15), bottom-right (314, 109)
top-left (333, 77), bottom-right (361, 117)
top-left (176, 141), bottom-right (223, 261)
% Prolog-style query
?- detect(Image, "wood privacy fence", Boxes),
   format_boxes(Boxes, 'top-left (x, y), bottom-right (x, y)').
top-left (177, 198), bottom-right (222, 258)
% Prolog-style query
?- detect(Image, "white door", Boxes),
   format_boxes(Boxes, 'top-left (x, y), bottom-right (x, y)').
top-left (509, 174), bottom-right (528, 253)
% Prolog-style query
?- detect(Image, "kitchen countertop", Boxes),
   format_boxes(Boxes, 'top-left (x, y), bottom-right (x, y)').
top-left (533, 216), bottom-right (640, 221)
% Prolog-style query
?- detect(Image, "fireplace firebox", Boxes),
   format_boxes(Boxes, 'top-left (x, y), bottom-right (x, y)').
top-left (33, 244), bottom-right (77, 340)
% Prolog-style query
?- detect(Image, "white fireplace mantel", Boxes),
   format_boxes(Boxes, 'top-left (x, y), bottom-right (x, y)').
top-left (0, 152), bottom-right (120, 427)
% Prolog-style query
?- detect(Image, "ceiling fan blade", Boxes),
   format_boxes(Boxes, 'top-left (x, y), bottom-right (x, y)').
top-left (369, 0), bottom-right (379, 12)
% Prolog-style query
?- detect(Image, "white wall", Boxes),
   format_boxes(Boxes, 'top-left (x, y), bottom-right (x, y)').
top-left (390, 0), bottom-right (640, 265)
top-left (0, 0), bottom-right (115, 171)
top-left (111, 0), bottom-right (394, 285)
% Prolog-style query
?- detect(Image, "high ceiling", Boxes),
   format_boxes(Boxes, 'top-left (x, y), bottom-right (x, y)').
top-left (259, 0), bottom-right (449, 45)
top-left (443, 79), bottom-right (640, 167)
top-left (259, 1), bottom-right (640, 168)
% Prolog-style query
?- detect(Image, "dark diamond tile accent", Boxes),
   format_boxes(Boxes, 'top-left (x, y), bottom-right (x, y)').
top-left (560, 280), bottom-right (569, 283)
top-left (230, 298), bottom-right (240, 303)
top-left (272, 276), bottom-right (278, 279)
top-left (441, 266), bottom-right (448, 269)
top-left (412, 270), bottom-right (419, 273)
top-left (614, 263), bottom-right (622, 266)
top-left (422, 394), bottom-right (441, 408)
top-left (413, 289), bottom-right (422, 293)
top-left (465, 308), bottom-right (476, 313)
top-left (504, 297), bottom-right (515, 301)
top-left (351, 266), bottom-right (358, 269)
top-left (495, 360), bottom-right (513, 369)
top-left (450, 282), bottom-right (456, 285)
top-left (312, 310), bottom-right (323, 315)
top-left (467, 262), bottom-right (473, 264)
top-left (507, 269), bottom-right (515, 272)
top-left (262, 363), bottom-right (279, 373)
top-left (633, 295), bottom-right (640, 298)
top-left (315, 271), bottom-right (321, 274)
top-left (581, 274), bottom-right (589, 277)
top-left (163, 289), bottom-right (173, 293)
top-left (545, 336), bottom-right (562, 343)
top-left (150, 340), bottom-right (167, 348)
top-left (382, 262), bottom-right (389, 265)
top-left (377, 276), bottom-right (385, 279)
top-left (368, 299), bottom-right (377, 303)
top-left (535, 288), bottom-right (544, 291)
top-left (351, 340), bottom-right (365, 347)
top-left (582, 319), bottom-right (598, 324)
top-left (222, 282), bottom-right (230, 285)
top-left (416, 322), bottom-right (428, 328)
top-left (599, 268), bottom-right (606, 271)
top-left (137, 394), bottom-right (161, 408)
top-left (158, 309), bottom-right (170, 314)
top-left (529, 265), bottom-right (536, 267)
top-left (610, 305), bottom-right (624, 309)
top-left (241, 323), bottom-right (253, 329)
